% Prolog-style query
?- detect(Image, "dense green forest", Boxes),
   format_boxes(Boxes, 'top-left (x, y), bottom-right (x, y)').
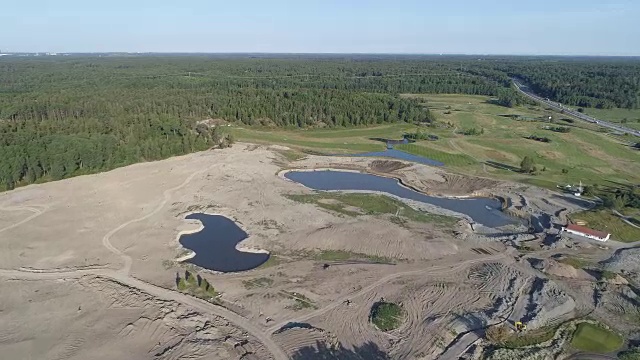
top-left (1, 55), bottom-right (638, 190)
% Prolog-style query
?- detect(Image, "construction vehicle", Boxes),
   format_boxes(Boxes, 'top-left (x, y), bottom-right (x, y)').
top-left (515, 321), bottom-right (527, 332)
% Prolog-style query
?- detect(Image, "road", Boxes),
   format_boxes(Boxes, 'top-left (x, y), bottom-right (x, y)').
top-left (512, 78), bottom-right (640, 138)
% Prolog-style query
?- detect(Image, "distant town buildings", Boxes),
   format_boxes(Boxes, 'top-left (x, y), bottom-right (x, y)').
top-left (562, 223), bottom-right (610, 242)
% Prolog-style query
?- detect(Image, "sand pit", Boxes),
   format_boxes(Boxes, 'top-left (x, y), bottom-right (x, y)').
top-left (0, 276), bottom-right (271, 360)
top-left (0, 143), bottom-right (628, 359)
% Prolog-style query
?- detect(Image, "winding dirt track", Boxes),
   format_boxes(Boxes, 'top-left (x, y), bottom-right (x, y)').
top-left (0, 166), bottom-right (289, 360)
top-left (267, 253), bottom-right (510, 334)
top-left (0, 164), bottom-right (514, 360)
top-left (0, 205), bottom-right (47, 234)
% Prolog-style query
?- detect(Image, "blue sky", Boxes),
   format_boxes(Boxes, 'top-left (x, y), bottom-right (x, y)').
top-left (1, 0), bottom-right (638, 55)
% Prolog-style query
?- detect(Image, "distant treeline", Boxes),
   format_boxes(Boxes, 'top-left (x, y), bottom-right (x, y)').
top-left (1, 55), bottom-right (638, 189)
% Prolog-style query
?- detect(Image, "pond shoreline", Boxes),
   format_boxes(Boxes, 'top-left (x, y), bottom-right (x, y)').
top-left (279, 168), bottom-right (516, 229)
top-left (175, 211), bottom-right (270, 272)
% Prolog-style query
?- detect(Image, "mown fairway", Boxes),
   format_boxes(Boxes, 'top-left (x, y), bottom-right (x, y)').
top-left (232, 94), bottom-right (640, 190)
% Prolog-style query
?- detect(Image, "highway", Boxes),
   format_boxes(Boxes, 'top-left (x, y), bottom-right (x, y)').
top-left (512, 78), bottom-right (640, 137)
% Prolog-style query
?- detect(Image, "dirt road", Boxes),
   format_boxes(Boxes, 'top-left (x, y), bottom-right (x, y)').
top-left (0, 165), bottom-right (289, 360)
top-left (267, 252), bottom-right (510, 334)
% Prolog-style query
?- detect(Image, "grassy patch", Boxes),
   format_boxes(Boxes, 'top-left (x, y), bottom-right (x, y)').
top-left (232, 94), bottom-right (640, 191)
top-left (395, 143), bottom-right (476, 166)
top-left (242, 277), bottom-right (274, 289)
top-left (313, 249), bottom-right (394, 263)
top-left (500, 325), bottom-right (559, 348)
top-left (257, 254), bottom-right (285, 269)
top-left (581, 107), bottom-right (640, 131)
top-left (282, 291), bottom-right (317, 310)
top-left (600, 270), bottom-right (618, 280)
top-left (570, 323), bottom-right (624, 353)
top-left (286, 192), bottom-right (458, 227)
top-left (274, 149), bottom-right (307, 162)
top-left (557, 256), bottom-right (592, 269)
top-left (571, 210), bottom-right (640, 243)
top-left (370, 301), bottom-right (405, 331)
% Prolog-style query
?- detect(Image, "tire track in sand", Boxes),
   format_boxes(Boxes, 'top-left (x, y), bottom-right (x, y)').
top-left (0, 205), bottom-right (47, 235)
top-left (101, 165), bottom-right (217, 275)
top-left (268, 253), bottom-right (508, 334)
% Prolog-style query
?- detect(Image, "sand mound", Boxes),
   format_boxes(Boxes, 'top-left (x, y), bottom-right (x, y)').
top-left (602, 247), bottom-right (640, 285)
top-left (369, 160), bottom-right (411, 173)
top-left (424, 173), bottom-right (499, 195)
top-left (545, 260), bottom-right (579, 278)
top-left (0, 276), bottom-right (270, 360)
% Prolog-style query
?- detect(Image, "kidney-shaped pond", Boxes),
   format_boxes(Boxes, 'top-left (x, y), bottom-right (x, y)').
top-left (179, 213), bottom-right (269, 272)
top-left (285, 170), bottom-right (514, 228)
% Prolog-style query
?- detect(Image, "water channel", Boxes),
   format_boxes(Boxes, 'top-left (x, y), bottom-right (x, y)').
top-left (178, 213), bottom-right (269, 272)
top-left (349, 148), bottom-right (444, 167)
top-left (284, 170), bottom-right (514, 228)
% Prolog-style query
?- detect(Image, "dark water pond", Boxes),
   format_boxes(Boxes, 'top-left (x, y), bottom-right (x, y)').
top-left (285, 170), bottom-right (514, 228)
top-left (179, 213), bottom-right (269, 272)
top-left (350, 149), bottom-right (444, 167)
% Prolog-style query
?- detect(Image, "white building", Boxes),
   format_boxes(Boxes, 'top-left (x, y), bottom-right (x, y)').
top-left (562, 223), bottom-right (610, 242)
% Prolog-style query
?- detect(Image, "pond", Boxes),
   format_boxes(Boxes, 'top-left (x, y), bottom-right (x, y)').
top-left (284, 170), bottom-right (514, 228)
top-left (350, 148), bottom-right (444, 167)
top-left (179, 213), bottom-right (269, 272)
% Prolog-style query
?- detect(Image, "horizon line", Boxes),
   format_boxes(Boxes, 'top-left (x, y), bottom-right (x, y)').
top-left (2, 51), bottom-right (640, 58)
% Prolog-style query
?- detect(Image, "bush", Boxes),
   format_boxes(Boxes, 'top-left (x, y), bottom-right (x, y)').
top-left (369, 302), bottom-right (405, 331)
top-left (486, 324), bottom-right (511, 343)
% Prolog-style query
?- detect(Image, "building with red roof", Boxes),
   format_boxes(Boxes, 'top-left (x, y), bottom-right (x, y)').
top-left (562, 223), bottom-right (610, 242)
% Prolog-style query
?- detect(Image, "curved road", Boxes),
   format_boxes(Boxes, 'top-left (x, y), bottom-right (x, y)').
top-left (512, 79), bottom-right (640, 137)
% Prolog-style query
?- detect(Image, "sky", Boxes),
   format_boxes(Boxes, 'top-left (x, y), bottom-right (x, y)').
top-left (1, 0), bottom-right (639, 55)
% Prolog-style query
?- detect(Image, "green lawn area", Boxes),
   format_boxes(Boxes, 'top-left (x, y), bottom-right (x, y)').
top-left (285, 192), bottom-right (457, 227)
top-left (394, 143), bottom-right (476, 166)
top-left (581, 107), bottom-right (640, 131)
top-left (370, 302), bottom-right (405, 331)
top-left (228, 94), bottom-right (640, 191)
top-left (570, 323), bottom-right (624, 353)
top-left (570, 210), bottom-right (640, 243)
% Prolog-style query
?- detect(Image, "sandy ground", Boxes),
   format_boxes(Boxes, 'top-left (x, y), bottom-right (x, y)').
top-left (1, 143), bottom-right (636, 359)
top-left (0, 276), bottom-right (270, 360)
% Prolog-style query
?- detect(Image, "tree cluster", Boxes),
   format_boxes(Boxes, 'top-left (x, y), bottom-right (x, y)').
top-left (1, 55), bottom-right (637, 190)
top-left (500, 59), bottom-right (640, 109)
top-left (526, 135), bottom-right (551, 143)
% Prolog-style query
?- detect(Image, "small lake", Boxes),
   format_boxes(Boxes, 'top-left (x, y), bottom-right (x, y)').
top-left (179, 213), bottom-right (269, 272)
top-left (285, 170), bottom-right (514, 228)
top-left (350, 149), bottom-right (444, 167)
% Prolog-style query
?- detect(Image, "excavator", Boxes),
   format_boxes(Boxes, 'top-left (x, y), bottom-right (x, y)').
top-left (515, 321), bottom-right (527, 332)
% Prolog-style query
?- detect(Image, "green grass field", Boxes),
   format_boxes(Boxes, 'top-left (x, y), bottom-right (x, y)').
top-left (229, 94), bottom-right (640, 190)
top-left (581, 107), bottom-right (640, 131)
top-left (570, 210), bottom-right (640, 243)
top-left (570, 323), bottom-right (623, 353)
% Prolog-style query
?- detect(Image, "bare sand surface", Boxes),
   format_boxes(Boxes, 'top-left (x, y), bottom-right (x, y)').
top-left (0, 143), bottom-right (633, 360)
